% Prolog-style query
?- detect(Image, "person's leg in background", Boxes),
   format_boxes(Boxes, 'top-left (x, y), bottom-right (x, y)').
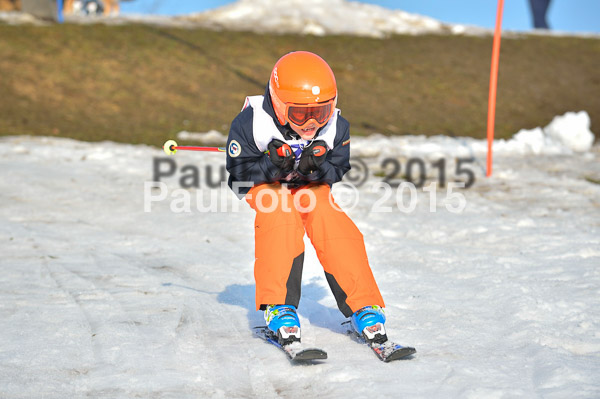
top-left (529, 0), bottom-right (552, 29)
top-left (103, 0), bottom-right (119, 16)
top-left (63, 0), bottom-right (74, 14)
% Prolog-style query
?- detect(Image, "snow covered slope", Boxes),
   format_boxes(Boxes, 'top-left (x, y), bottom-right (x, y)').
top-left (4, 0), bottom-right (598, 38)
top-left (1, 0), bottom-right (485, 37)
top-left (1, 121), bottom-right (599, 397)
top-left (179, 0), bottom-right (476, 38)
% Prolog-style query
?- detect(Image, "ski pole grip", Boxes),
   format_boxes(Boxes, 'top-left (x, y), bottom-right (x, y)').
top-left (277, 144), bottom-right (292, 157)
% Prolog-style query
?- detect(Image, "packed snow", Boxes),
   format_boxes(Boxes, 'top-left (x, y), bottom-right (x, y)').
top-left (1, 110), bottom-right (599, 398)
top-left (2, 0), bottom-right (598, 395)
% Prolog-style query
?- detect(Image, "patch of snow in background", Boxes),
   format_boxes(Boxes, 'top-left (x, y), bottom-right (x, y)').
top-left (0, 10), bottom-right (46, 25)
top-left (179, 0), bottom-right (474, 38)
top-left (3, 0), bottom-right (599, 39)
top-left (352, 111), bottom-right (595, 160)
top-left (544, 111), bottom-right (595, 153)
top-left (177, 130), bottom-right (228, 145)
top-left (178, 110), bottom-right (596, 158)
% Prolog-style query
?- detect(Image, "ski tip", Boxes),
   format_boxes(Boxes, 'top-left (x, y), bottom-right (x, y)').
top-left (382, 347), bottom-right (416, 362)
top-left (292, 349), bottom-right (328, 362)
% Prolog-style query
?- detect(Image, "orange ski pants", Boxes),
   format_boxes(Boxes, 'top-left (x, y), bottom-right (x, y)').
top-left (246, 183), bottom-right (384, 317)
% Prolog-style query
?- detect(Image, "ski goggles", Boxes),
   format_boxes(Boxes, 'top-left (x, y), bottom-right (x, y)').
top-left (286, 99), bottom-right (335, 128)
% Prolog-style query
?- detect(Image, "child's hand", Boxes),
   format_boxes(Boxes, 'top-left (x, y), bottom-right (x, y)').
top-left (298, 140), bottom-right (328, 175)
top-left (267, 139), bottom-right (296, 173)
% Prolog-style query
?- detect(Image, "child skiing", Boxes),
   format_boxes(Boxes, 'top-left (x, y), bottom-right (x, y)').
top-left (226, 51), bottom-right (389, 349)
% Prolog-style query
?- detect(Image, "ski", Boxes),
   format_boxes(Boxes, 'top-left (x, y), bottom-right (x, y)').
top-left (253, 326), bottom-right (327, 361)
top-left (343, 322), bottom-right (416, 362)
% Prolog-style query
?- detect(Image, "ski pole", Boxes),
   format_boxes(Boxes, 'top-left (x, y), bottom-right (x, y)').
top-left (163, 139), bottom-right (226, 155)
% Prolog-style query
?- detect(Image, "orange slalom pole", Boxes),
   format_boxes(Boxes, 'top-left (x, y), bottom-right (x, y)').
top-left (486, 0), bottom-right (505, 177)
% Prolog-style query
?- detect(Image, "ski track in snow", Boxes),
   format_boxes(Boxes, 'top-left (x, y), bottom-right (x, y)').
top-left (0, 135), bottom-right (599, 398)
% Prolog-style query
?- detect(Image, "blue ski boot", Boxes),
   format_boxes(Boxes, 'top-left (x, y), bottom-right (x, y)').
top-left (264, 305), bottom-right (301, 346)
top-left (351, 305), bottom-right (388, 344)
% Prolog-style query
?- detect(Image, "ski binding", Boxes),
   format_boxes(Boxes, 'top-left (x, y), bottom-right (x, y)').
top-left (343, 321), bottom-right (416, 362)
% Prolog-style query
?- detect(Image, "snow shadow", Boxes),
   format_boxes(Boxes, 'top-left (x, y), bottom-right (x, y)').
top-left (217, 277), bottom-right (347, 334)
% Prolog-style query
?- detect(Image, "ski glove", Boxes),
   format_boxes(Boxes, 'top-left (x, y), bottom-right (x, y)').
top-left (298, 140), bottom-right (328, 175)
top-left (267, 139), bottom-right (295, 173)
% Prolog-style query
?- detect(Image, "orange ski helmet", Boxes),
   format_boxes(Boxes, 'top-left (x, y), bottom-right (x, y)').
top-left (269, 51), bottom-right (337, 129)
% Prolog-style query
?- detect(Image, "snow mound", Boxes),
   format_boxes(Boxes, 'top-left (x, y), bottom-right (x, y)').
top-left (544, 111), bottom-right (595, 153)
top-left (364, 111), bottom-right (595, 159)
top-left (3, 1), bottom-right (598, 39)
top-left (179, 0), bottom-right (486, 38)
top-left (509, 111), bottom-right (595, 155)
top-left (0, 10), bottom-right (46, 25)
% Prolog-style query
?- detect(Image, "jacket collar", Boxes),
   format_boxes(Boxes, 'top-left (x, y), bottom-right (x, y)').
top-left (262, 84), bottom-right (299, 139)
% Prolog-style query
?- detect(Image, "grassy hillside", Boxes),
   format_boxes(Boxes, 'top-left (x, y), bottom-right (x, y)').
top-left (0, 23), bottom-right (598, 146)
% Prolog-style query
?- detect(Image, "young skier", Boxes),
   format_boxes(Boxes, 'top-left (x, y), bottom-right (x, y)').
top-left (226, 51), bottom-right (387, 346)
